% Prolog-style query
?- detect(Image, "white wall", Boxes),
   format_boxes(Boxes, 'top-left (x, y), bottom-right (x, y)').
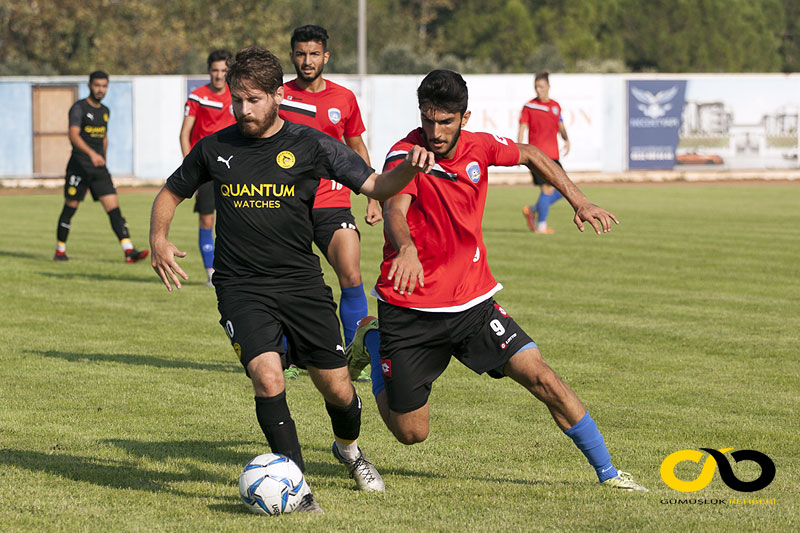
top-left (132, 76), bottom-right (186, 180)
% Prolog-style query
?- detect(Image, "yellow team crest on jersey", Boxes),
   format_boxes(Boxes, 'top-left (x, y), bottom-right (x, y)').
top-left (103, 113), bottom-right (109, 122)
top-left (276, 151), bottom-right (295, 169)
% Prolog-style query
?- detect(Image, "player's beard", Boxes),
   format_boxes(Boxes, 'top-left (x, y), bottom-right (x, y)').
top-left (90, 89), bottom-right (105, 102)
top-left (296, 62), bottom-right (323, 84)
top-left (237, 102), bottom-right (279, 138)
top-left (424, 127), bottom-right (462, 158)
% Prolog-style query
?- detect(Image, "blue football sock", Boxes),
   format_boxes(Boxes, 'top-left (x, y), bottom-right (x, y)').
top-left (198, 228), bottom-right (214, 270)
top-left (364, 329), bottom-right (384, 396)
top-left (535, 191), bottom-right (552, 222)
top-left (547, 190), bottom-right (563, 205)
top-left (340, 283), bottom-right (368, 346)
top-left (564, 412), bottom-right (618, 482)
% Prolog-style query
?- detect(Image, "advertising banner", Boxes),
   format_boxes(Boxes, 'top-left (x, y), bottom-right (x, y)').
top-left (628, 80), bottom-right (686, 169)
top-left (678, 77), bottom-right (800, 170)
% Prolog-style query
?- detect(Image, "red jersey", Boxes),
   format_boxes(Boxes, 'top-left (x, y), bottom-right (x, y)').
top-left (374, 129), bottom-right (520, 311)
top-left (279, 79), bottom-right (367, 208)
top-left (519, 98), bottom-right (562, 161)
top-left (184, 84), bottom-right (235, 148)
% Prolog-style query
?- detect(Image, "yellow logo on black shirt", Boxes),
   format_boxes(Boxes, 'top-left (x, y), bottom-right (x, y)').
top-left (103, 113), bottom-right (109, 122)
top-left (277, 151), bottom-right (295, 169)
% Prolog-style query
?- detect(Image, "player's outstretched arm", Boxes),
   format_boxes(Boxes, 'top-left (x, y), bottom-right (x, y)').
top-left (150, 186), bottom-right (188, 291)
top-left (344, 134), bottom-right (383, 225)
top-left (359, 145), bottom-right (435, 201)
top-left (383, 194), bottom-right (423, 296)
top-left (517, 143), bottom-right (618, 234)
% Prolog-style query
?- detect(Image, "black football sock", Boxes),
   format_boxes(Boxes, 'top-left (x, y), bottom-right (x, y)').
top-left (255, 392), bottom-right (305, 472)
top-left (57, 205), bottom-right (77, 243)
top-left (325, 390), bottom-right (362, 442)
top-left (106, 207), bottom-right (130, 241)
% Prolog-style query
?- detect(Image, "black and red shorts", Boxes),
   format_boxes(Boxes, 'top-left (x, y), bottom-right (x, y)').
top-left (377, 298), bottom-right (536, 413)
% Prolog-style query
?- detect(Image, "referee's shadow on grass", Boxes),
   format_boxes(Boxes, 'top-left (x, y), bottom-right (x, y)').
top-left (29, 349), bottom-right (239, 373)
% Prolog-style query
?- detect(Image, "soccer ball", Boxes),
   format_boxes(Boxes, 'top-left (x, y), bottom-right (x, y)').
top-left (238, 453), bottom-right (308, 515)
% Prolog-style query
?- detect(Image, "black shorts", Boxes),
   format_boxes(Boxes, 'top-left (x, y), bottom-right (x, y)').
top-left (64, 159), bottom-right (115, 202)
top-left (194, 181), bottom-right (215, 215)
top-left (530, 158), bottom-right (563, 186)
top-left (311, 207), bottom-right (360, 256)
top-left (216, 283), bottom-right (346, 373)
top-left (377, 298), bottom-right (536, 413)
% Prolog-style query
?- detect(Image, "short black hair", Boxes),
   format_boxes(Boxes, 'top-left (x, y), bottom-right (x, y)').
top-left (417, 70), bottom-right (468, 116)
top-left (534, 70), bottom-right (550, 83)
top-left (89, 70), bottom-right (109, 83)
top-left (226, 46), bottom-right (283, 95)
top-left (207, 49), bottom-right (233, 69)
top-left (291, 25), bottom-right (329, 51)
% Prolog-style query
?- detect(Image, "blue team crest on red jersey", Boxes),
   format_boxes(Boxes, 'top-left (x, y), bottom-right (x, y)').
top-left (466, 161), bottom-right (481, 183)
top-left (328, 108), bottom-right (342, 124)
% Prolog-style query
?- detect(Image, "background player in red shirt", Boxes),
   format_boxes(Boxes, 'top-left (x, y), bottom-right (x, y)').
top-left (179, 50), bottom-right (235, 287)
top-left (518, 70), bottom-right (570, 234)
top-left (278, 25), bottom-right (380, 375)
top-left (347, 70), bottom-right (646, 492)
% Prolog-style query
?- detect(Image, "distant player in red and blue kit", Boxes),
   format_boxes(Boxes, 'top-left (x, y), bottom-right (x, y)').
top-left (278, 25), bottom-right (380, 367)
top-left (519, 70), bottom-right (570, 234)
top-left (54, 70), bottom-right (148, 263)
top-left (179, 49), bottom-right (236, 287)
top-left (347, 70), bottom-right (647, 492)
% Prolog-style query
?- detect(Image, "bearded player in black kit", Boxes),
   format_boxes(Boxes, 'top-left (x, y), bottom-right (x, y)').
top-left (149, 47), bottom-right (434, 512)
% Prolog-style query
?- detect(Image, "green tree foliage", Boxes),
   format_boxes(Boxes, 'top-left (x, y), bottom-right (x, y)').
top-left (0, 0), bottom-right (797, 75)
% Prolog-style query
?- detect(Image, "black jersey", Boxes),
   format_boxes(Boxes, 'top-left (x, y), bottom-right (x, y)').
top-left (68, 99), bottom-right (109, 167)
top-left (166, 121), bottom-right (373, 289)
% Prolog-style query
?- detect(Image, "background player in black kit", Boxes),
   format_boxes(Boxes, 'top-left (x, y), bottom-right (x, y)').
top-left (54, 71), bottom-right (148, 263)
top-left (149, 47), bottom-right (434, 512)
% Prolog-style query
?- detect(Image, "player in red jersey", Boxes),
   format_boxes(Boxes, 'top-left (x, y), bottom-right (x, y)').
top-left (179, 49), bottom-right (236, 287)
top-left (518, 70), bottom-right (570, 234)
top-left (347, 70), bottom-right (646, 492)
top-left (278, 25), bottom-right (379, 377)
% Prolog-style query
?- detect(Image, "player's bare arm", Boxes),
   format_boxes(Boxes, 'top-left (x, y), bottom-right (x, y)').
top-left (559, 122), bottom-right (570, 157)
top-left (517, 143), bottom-right (618, 234)
top-left (179, 115), bottom-right (197, 157)
top-left (383, 194), bottom-right (423, 295)
top-left (345, 134), bottom-right (383, 225)
top-left (358, 145), bottom-right (435, 201)
top-left (69, 125), bottom-right (105, 167)
top-left (517, 123), bottom-right (528, 144)
top-left (149, 186), bottom-right (189, 291)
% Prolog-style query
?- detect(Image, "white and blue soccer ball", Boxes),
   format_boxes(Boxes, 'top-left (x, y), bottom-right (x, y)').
top-left (238, 453), bottom-right (308, 515)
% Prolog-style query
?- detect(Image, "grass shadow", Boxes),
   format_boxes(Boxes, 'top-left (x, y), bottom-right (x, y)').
top-left (302, 444), bottom-right (447, 483)
top-left (106, 439), bottom-right (256, 468)
top-left (37, 271), bottom-right (154, 284)
top-left (29, 349), bottom-right (239, 373)
top-left (0, 250), bottom-right (43, 260)
top-left (0, 447), bottom-right (226, 500)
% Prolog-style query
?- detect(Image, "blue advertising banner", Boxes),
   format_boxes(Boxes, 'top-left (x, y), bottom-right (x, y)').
top-left (627, 80), bottom-right (687, 169)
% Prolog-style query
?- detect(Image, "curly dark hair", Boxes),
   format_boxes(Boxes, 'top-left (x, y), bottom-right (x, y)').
top-left (417, 69), bottom-right (468, 115)
top-left (226, 46), bottom-right (283, 95)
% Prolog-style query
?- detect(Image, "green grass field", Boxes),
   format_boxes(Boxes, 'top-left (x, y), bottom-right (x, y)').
top-left (1, 184), bottom-right (798, 532)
